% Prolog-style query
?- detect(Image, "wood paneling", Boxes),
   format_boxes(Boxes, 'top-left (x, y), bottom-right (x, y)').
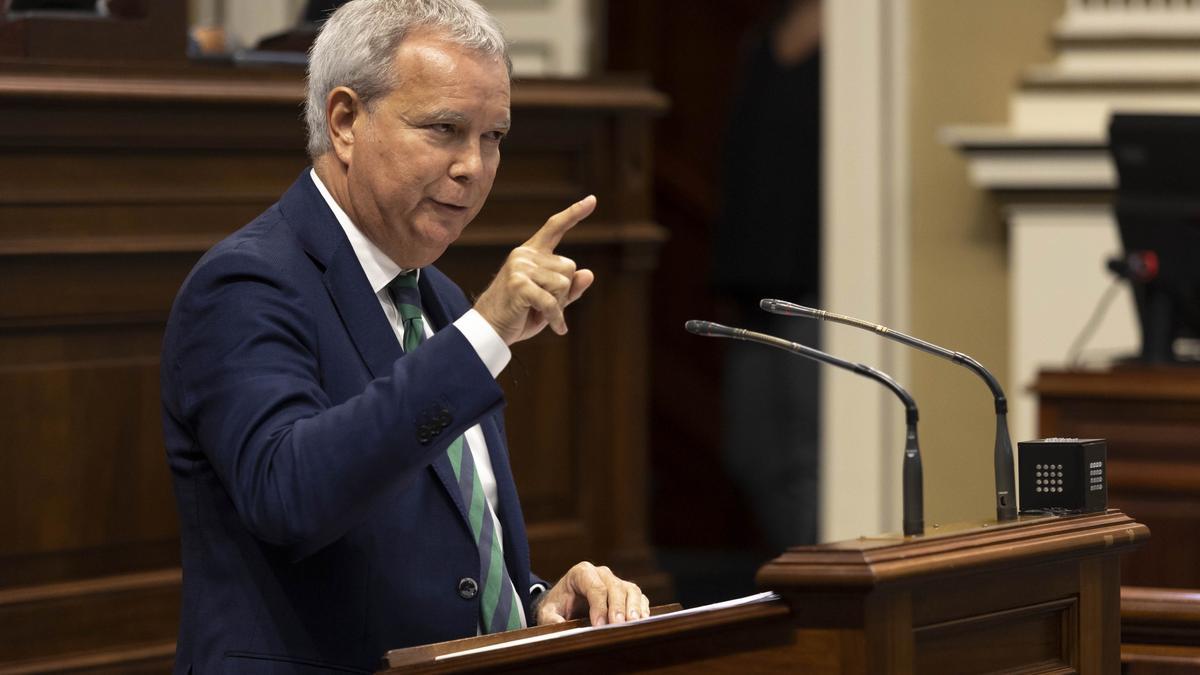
top-left (1037, 367), bottom-right (1200, 588)
top-left (0, 59), bottom-right (666, 668)
top-left (0, 1), bottom-right (186, 62)
top-left (1123, 586), bottom-right (1200, 674)
top-left (604, 0), bottom-right (777, 550)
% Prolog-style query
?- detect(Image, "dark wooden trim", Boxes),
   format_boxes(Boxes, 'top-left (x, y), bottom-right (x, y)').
top-left (1123, 586), bottom-right (1200, 646)
top-left (382, 601), bottom-right (784, 671)
top-left (0, 569), bottom-right (180, 608)
top-left (757, 511), bottom-right (1148, 589)
top-left (0, 69), bottom-right (668, 112)
top-left (0, 641), bottom-right (176, 675)
top-left (0, 222), bottom-right (666, 257)
top-left (1036, 368), bottom-right (1200, 402)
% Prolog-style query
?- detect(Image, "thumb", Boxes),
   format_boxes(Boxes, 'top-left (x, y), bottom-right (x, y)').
top-left (538, 600), bottom-right (567, 625)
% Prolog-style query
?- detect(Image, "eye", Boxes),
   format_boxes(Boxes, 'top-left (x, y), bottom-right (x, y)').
top-left (485, 130), bottom-right (507, 143)
top-left (428, 123), bottom-right (456, 135)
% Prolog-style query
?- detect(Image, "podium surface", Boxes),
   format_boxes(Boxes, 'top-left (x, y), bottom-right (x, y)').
top-left (381, 511), bottom-right (1146, 673)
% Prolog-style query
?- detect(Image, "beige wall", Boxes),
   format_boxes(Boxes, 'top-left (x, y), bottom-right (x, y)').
top-left (907, 0), bottom-right (1064, 524)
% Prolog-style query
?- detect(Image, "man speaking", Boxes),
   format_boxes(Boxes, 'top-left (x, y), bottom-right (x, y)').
top-left (159, 0), bottom-right (647, 671)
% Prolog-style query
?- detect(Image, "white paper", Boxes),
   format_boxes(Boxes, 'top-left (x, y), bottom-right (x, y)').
top-left (435, 591), bottom-right (781, 661)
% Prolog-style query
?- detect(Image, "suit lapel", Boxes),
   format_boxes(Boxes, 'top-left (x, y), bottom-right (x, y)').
top-left (322, 243), bottom-right (402, 380)
top-left (281, 169), bottom-right (402, 381)
top-left (283, 169), bottom-right (488, 543)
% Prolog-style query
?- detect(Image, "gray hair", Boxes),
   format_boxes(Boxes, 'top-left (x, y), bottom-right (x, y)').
top-left (304, 0), bottom-right (510, 159)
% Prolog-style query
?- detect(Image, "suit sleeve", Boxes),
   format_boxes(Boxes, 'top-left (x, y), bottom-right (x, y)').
top-left (164, 248), bottom-right (504, 560)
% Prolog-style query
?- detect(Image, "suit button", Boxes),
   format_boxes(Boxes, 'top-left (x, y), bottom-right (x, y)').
top-left (458, 577), bottom-right (478, 599)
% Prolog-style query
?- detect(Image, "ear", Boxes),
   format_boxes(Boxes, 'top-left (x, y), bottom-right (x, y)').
top-left (327, 86), bottom-right (361, 166)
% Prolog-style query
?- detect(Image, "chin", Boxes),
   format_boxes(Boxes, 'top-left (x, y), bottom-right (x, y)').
top-left (405, 229), bottom-right (460, 266)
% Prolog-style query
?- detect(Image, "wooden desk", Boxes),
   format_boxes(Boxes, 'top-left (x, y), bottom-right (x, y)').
top-left (1037, 367), bottom-right (1200, 588)
top-left (379, 511), bottom-right (1147, 673)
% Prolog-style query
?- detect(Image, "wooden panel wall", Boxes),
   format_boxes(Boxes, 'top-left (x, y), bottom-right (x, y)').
top-left (0, 62), bottom-right (665, 671)
top-left (604, 0), bottom-right (785, 551)
top-left (1037, 368), bottom-right (1200, 589)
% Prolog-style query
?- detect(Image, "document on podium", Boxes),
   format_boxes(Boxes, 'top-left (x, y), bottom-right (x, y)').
top-left (435, 591), bottom-right (782, 661)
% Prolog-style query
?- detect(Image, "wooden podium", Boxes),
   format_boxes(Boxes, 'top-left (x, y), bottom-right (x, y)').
top-left (380, 511), bottom-right (1147, 673)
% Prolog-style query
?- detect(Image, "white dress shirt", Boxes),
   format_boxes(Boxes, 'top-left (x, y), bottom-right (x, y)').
top-left (310, 170), bottom-right (538, 627)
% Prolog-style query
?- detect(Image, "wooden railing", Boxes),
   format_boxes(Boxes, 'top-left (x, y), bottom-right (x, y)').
top-left (1122, 586), bottom-right (1200, 672)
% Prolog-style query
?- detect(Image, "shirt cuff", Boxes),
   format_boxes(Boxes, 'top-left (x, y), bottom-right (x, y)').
top-left (454, 309), bottom-right (511, 379)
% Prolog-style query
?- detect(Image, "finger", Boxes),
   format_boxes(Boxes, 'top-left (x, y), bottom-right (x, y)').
top-left (543, 253), bottom-right (578, 278)
top-left (518, 281), bottom-right (567, 335)
top-left (510, 248), bottom-right (577, 278)
top-left (576, 567), bottom-right (609, 626)
top-left (625, 583), bottom-right (643, 621)
top-left (565, 268), bottom-right (594, 305)
top-left (606, 577), bottom-right (628, 624)
top-left (641, 595), bottom-right (650, 619)
top-left (524, 195), bottom-right (597, 252)
top-left (526, 266), bottom-right (573, 303)
top-left (538, 601), bottom-right (567, 625)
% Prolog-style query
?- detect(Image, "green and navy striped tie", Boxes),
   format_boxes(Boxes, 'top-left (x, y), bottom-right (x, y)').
top-left (387, 272), bottom-right (524, 633)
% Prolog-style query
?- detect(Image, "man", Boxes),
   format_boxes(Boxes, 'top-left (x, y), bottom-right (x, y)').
top-left (160, 0), bottom-right (647, 671)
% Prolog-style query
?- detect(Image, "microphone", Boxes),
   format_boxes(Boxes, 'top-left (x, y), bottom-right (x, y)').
top-left (760, 299), bottom-right (1018, 523)
top-left (685, 320), bottom-right (924, 536)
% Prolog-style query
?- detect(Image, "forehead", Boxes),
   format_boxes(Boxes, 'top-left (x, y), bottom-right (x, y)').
top-left (388, 32), bottom-right (511, 112)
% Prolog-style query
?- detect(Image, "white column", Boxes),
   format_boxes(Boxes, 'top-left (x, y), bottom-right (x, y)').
top-left (822, 0), bottom-right (911, 540)
top-left (223, 0), bottom-right (306, 50)
top-left (479, 0), bottom-right (593, 77)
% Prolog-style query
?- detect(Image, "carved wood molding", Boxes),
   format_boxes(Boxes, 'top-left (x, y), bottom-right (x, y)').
top-left (758, 510), bottom-right (1149, 589)
top-left (0, 67), bottom-right (668, 112)
top-left (0, 222), bottom-right (665, 258)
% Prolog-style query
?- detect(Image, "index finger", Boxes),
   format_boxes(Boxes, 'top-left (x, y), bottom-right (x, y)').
top-left (524, 195), bottom-right (596, 252)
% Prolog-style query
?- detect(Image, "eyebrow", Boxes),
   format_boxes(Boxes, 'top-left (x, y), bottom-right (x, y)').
top-left (422, 108), bottom-right (511, 131)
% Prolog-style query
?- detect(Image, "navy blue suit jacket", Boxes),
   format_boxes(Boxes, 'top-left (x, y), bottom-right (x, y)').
top-left (161, 173), bottom-right (541, 673)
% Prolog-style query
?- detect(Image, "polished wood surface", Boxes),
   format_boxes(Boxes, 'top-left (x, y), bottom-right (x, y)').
top-left (0, 0), bottom-right (186, 62)
top-left (1122, 586), bottom-right (1200, 673)
top-left (383, 603), bottom-right (687, 669)
top-left (378, 511), bottom-right (1147, 673)
top-left (0, 59), bottom-right (667, 670)
top-left (1037, 367), bottom-right (1200, 588)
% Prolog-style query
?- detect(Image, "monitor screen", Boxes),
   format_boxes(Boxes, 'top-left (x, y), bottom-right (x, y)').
top-left (1109, 113), bottom-right (1200, 363)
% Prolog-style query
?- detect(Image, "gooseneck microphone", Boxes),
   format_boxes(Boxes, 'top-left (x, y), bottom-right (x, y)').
top-left (760, 299), bottom-right (1018, 523)
top-left (685, 319), bottom-right (924, 536)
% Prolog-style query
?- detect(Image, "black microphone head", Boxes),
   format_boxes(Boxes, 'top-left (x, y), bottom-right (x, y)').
top-left (760, 298), bottom-right (818, 318)
top-left (685, 320), bottom-right (738, 338)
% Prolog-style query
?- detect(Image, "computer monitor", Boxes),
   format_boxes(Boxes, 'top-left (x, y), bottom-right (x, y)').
top-left (1109, 113), bottom-right (1200, 363)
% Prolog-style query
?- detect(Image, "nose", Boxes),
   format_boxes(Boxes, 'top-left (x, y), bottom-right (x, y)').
top-left (449, 139), bottom-right (484, 183)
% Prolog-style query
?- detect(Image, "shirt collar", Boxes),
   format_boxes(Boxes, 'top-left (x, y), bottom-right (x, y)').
top-left (310, 168), bottom-right (416, 294)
